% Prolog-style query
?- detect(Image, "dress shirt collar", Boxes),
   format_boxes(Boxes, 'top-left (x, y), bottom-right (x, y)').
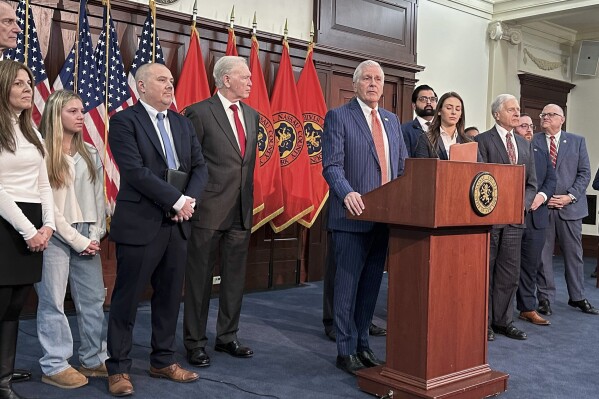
top-left (417, 116), bottom-right (432, 131)
top-left (495, 123), bottom-right (515, 139)
top-left (217, 91), bottom-right (241, 111)
top-left (440, 126), bottom-right (457, 140)
top-left (139, 99), bottom-right (167, 121)
top-left (545, 130), bottom-right (561, 143)
top-left (356, 97), bottom-right (379, 119)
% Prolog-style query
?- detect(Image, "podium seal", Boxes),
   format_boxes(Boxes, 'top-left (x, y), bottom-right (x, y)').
top-left (470, 172), bottom-right (498, 216)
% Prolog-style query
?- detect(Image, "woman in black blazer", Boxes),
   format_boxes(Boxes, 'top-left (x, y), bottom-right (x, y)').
top-left (414, 92), bottom-right (478, 160)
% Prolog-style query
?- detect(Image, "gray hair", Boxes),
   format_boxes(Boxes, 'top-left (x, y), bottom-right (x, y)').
top-left (213, 56), bottom-right (247, 88)
top-left (491, 94), bottom-right (517, 117)
top-left (135, 62), bottom-right (157, 83)
top-left (353, 60), bottom-right (384, 83)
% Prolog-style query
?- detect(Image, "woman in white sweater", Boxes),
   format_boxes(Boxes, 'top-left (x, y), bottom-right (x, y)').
top-left (35, 90), bottom-right (107, 389)
top-left (0, 60), bottom-right (55, 399)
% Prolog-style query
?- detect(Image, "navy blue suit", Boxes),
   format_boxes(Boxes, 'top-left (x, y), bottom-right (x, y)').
top-left (401, 118), bottom-right (424, 158)
top-left (106, 102), bottom-right (208, 374)
top-left (322, 98), bottom-right (408, 356)
top-left (516, 137), bottom-right (556, 312)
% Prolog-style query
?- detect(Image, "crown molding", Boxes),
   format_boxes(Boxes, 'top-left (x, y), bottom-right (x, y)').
top-left (493, 0), bottom-right (599, 21)
top-left (427, 0), bottom-right (494, 20)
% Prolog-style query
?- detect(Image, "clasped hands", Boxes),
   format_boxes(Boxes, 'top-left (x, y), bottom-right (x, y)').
top-left (547, 194), bottom-right (572, 209)
top-left (171, 196), bottom-right (196, 223)
top-left (25, 226), bottom-right (53, 252)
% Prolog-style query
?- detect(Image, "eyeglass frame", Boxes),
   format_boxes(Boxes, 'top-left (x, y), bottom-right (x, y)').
top-left (518, 123), bottom-right (536, 130)
top-left (416, 96), bottom-right (438, 103)
top-left (539, 112), bottom-right (563, 119)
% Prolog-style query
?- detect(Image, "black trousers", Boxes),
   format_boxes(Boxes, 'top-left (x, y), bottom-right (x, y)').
top-left (106, 222), bottom-right (186, 375)
top-left (0, 285), bottom-right (31, 322)
top-left (322, 231), bottom-right (335, 333)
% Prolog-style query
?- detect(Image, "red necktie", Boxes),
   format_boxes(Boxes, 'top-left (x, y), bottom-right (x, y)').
top-left (549, 136), bottom-right (557, 168)
top-left (230, 104), bottom-right (246, 157)
top-left (370, 109), bottom-right (388, 184)
top-left (506, 132), bottom-right (516, 165)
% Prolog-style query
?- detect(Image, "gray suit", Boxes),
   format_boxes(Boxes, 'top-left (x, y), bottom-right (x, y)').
top-left (183, 94), bottom-right (258, 349)
top-left (533, 131), bottom-right (591, 303)
top-left (475, 126), bottom-right (537, 327)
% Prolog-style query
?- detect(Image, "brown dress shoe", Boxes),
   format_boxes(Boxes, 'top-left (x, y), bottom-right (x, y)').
top-left (519, 310), bottom-right (551, 326)
top-left (108, 373), bottom-right (134, 397)
top-left (149, 363), bottom-right (199, 383)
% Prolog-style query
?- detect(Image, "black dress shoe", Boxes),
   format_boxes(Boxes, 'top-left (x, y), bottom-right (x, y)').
top-left (336, 354), bottom-right (366, 375)
top-left (568, 298), bottom-right (599, 315)
top-left (187, 347), bottom-right (210, 367)
top-left (369, 323), bottom-right (386, 337)
top-left (492, 323), bottom-right (527, 340)
top-left (357, 349), bottom-right (383, 367)
top-left (215, 340), bottom-right (254, 358)
top-left (487, 327), bottom-right (495, 342)
top-left (537, 299), bottom-right (552, 316)
top-left (11, 369), bottom-right (31, 383)
top-left (325, 329), bottom-right (336, 342)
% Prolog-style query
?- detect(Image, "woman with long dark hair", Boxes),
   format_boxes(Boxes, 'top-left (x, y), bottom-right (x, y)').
top-left (35, 90), bottom-right (107, 389)
top-left (414, 92), bottom-right (479, 160)
top-left (0, 60), bottom-right (55, 399)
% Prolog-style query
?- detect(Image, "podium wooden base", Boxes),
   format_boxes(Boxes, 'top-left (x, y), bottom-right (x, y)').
top-left (357, 367), bottom-right (508, 399)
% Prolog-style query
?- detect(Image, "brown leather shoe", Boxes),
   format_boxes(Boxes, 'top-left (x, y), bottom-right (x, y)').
top-left (519, 310), bottom-right (551, 326)
top-left (108, 373), bottom-right (134, 397)
top-left (149, 363), bottom-right (199, 383)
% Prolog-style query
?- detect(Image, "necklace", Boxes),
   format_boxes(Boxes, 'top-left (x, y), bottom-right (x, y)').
top-left (63, 147), bottom-right (72, 156)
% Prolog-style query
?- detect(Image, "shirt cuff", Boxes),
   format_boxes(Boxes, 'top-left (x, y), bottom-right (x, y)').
top-left (172, 195), bottom-right (186, 212)
top-left (539, 192), bottom-right (547, 203)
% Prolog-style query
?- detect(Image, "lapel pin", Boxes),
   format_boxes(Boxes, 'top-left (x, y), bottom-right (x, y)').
top-left (384, 117), bottom-right (388, 121)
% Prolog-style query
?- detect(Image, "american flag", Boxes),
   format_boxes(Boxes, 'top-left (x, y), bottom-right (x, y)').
top-left (90, 4), bottom-right (133, 213)
top-left (3, 0), bottom-right (51, 125)
top-left (127, 7), bottom-right (176, 109)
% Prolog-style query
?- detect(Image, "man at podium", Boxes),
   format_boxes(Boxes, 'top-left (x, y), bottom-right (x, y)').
top-left (322, 60), bottom-right (408, 375)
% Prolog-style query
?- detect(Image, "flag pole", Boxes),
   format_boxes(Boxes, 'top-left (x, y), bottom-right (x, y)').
top-left (23, 0), bottom-right (30, 65)
top-left (252, 11), bottom-right (257, 36)
top-left (192, 0), bottom-right (197, 31)
top-left (73, 1), bottom-right (82, 93)
top-left (102, 0), bottom-right (111, 212)
top-left (150, 0), bottom-right (156, 63)
top-left (229, 5), bottom-right (235, 29)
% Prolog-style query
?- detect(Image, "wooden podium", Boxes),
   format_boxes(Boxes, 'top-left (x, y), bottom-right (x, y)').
top-left (352, 159), bottom-right (526, 399)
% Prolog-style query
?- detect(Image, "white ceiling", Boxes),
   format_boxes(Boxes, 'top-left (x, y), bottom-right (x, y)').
top-left (510, 5), bottom-right (599, 36)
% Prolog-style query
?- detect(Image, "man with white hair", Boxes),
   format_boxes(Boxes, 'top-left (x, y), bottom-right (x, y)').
top-left (475, 94), bottom-right (537, 341)
top-left (183, 56), bottom-right (258, 368)
top-left (533, 104), bottom-right (597, 316)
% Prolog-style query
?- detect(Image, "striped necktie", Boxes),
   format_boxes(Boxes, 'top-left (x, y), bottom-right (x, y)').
top-left (505, 132), bottom-right (516, 165)
top-left (549, 136), bottom-right (557, 168)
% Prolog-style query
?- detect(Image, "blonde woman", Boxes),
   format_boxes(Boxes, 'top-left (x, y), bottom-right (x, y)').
top-left (35, 90), bottom-right (107, 389)
top-left (0, 60), bottom-right (55, 399)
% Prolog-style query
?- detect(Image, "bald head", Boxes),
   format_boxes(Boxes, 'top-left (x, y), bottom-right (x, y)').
top-left (136, 63), bottom-right (174, 112)
top-left (540, 103), bottom-right (565, 136)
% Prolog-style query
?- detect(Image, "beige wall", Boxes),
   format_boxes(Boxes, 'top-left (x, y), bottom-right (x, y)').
top-left (133, 0), bottom-right (314, 41)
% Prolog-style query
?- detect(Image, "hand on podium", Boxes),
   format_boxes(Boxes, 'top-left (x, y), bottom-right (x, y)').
top-left (344, 192), bottom-right (364, 216)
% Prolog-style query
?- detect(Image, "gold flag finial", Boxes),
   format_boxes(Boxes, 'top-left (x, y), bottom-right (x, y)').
top-left (283, 18), bottom-right (288, 42)
top-left (252, 12), bottom-right (257, 34)
top-left (310, 21), bottom-right (314, 45)
top-left (229, 5), bottom-right (235, 28)
top-left (192, 0), bottom-right (197, 30)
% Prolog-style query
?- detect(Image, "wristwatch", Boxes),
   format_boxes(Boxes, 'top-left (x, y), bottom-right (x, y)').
top-left (568, 193), bottom-right (577, 204)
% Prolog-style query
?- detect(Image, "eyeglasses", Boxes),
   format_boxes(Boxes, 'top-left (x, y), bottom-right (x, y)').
top-left (417, 96), bottom-right (438, 103)
top-left (539, 112), bottom-right (563, 119)
top-left (519, 124), bottom-right (535, 130)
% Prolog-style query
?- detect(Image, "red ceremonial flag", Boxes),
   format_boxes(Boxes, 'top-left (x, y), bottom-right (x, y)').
top-left (225, 27), bottom-right (239, 56)
top-left (244, 35), bottom-right (284, 231)
top-left (269, 40), bottom-right (314, 232)
top-left (297, 43), bottom-right (328, 228)
top-left (176, 26), bottom-right (211, 113)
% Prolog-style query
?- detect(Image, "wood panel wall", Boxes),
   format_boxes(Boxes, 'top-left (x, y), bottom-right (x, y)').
top-left (14, 0), bottom-right (421, 315)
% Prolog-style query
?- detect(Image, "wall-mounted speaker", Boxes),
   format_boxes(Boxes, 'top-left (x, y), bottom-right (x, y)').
top-left (575, 40), bottom-right (599, 76)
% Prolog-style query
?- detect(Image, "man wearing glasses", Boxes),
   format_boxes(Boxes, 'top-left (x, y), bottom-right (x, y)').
top-left (533, 104), bottom-right (598, 316)
top-left (401, 85), bottom-right (437, 157)
top-left (514, 114), bottom-right (556, 327)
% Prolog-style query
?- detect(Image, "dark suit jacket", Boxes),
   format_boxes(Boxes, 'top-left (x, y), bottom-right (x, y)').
top-left (414, 132), bottom-right (483, 162)
top-left (323, 98), bottom-right (408, 232)
top-left (475, 126), bottom-right (537, 227)
top-left (530, 137), bottom-right (557, 229)
top-left (532, 131), bottom-right (590, 221)
top-left (185, 94), bottom-right (258, 230)
top-left (108, 101), bottom-right (208, 245)
top-left (401, 118), bottom-right (424, 158)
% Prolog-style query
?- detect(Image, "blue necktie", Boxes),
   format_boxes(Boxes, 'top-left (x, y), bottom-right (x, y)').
top-left (156, 112), bottom-right (176, 169)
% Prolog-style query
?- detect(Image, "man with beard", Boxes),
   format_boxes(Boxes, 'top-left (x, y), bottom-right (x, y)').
top-left (401, 85), bottom-right (437, 157)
